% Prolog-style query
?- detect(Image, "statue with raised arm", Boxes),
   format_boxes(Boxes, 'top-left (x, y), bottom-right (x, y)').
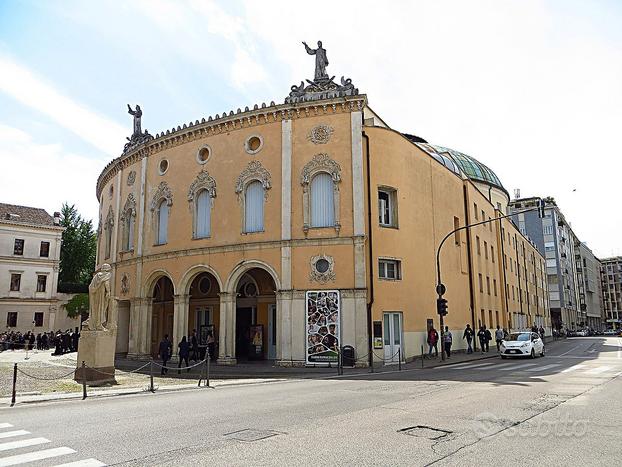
top-left (303, 40), bottom-right (329, 81)
top-left (127, 104), bottom-right (142, 136)
top-left (84, 263), bottom-right (112, 331)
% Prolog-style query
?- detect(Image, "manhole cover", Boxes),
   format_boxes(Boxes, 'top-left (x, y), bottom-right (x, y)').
top-left (398, 425), bottom-right (452, 440)
top-left (224, 429), bottom-right (282, 442)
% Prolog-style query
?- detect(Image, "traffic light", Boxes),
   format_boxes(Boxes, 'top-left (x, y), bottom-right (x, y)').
top-left (437, 298), bottom-right (448, 316)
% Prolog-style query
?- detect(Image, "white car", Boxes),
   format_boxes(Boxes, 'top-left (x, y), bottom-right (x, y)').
top-left (575, 329), bottom-right (588, 337)
top-left (499, 332), bottom-right (545, 359)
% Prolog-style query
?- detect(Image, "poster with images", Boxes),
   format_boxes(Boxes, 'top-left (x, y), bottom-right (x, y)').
top-left (306, 290), bottom-right (340, 365)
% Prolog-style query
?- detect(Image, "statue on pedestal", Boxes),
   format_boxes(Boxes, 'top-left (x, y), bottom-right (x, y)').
top-left (303, 40), bottom-right (329, 81)
top-left (84, 264), bottom-right (112, 331)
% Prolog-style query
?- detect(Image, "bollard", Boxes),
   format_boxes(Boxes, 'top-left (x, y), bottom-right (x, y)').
top-left (11, 363), bottom-right (17, 407)
top-left (370, 353), bottom-right (374, 373)
top-left (337, 349), bottom-right (341, 376)
top-left (81, 361), bottom-right (87, 400)
top-left (206, 354), bottom-right (211, 388)
top-left (149, 360), bottom-right (155, 393)
top-left (398, 348), bottom-right (402, 371)
top-left (421, 345), bottom-right (424, 368)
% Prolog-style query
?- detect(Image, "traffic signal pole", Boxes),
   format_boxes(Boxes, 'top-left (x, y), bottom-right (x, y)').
top-left (435, 200), bottom-right (545, 361)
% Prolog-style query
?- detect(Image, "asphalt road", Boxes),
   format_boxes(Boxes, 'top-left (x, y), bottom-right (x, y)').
top-left (1, 336), bottom-right (621, 466)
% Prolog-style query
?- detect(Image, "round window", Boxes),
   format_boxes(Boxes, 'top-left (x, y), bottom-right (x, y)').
top-left (245, 135), bottom-right (263, 154)
top-left (243, 282), bottom-right (257, 297)
top-left (197, 146), bottom-right (211, 164)
top-left (315, 258), bottom-right (330, 274)
top-left (158, 159), bottom-right (169, 175)
top-left (198, 276), bottom-right (211, 294)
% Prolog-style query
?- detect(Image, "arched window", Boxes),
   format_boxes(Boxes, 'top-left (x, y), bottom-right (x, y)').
top-left (196, 190), bottom-right (211, 238)
top-left (126, 214), bottom-right (135, 250)
top-left (121, 193), bottom-right (137, 252)
top-left (244, 181), bottom-right (264, 233)
top-left (157, 200), bottom-right (168, 244)
top-left (104, 206), bottom-right (114, 259)
top-left (105, 226), bottom-right (112, 259)
top-left (310, 172), bottom-right (335, 227)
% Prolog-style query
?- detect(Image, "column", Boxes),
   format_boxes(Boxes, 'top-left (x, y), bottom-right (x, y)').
top-left (172, 294), bottom-right (190, 360)
top-left (127, 298), bottom-right (140, 357)
top-left (276, 290), bottom-right (292, 364)
top-left (140, 297), bottom-right (154, 356)
top-left (217, 292), bottom-right (237, 365)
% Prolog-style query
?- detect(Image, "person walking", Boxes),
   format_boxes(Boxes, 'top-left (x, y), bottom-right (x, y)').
top-left (206, 332), bottom-right (216, 361)
top-left (177, 336), bottom-right (190, 374)
top-left (463, 324), bottom-right (474, 354)
top-left (477, 326), bottom-right (487, 353)
top-left (539, 326), bottom-right (545, 339)
top-left (427, 326), bottom-right (439, 358)
top-left (495, 325), bottom-right (504, 352)
top-left (484, 326), bottom-right (492, 352)
top-left (159, 335), bottom-right (172, 376)
top-left (443, 326), bottom-right (453, 358)
top-left (190, 330), bottom-right (199, 362)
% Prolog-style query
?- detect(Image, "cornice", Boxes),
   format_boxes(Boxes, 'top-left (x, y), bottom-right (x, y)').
top-left (0, 220), bottom-right (64, 233)
top-left (96, 95), bottom-right (367, 200)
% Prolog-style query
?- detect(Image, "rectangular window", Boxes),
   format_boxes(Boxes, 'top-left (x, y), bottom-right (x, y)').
top-left (493, 279), bottom-right (498, 296)
top-left (6, 312), bottom-right (17, 328)
top-left (478, 273), bottom-right (483, 293)
top-left (486, 276), bottom-right (491, 295)
top-left (36, 275), bottom-right (47, 293)
top-left (453, 217), bottom-right (460, 245)
top-left (474, 203), bottom-right (478, 220)
top-left (13, 239), bottom-right (24, 255)
top-left (491, 246), bottom-right (495, 263)
top-left (378, 259), bottom-right (401, 280)
top-left (484, 241), bottom-right (488, 260)
top-left (481, 210), bottom-right (486, 224)
top-left (476, 236), bottom-right (481, 255)
top-left (34, 312), bottom-right (44, 327)
top-left (378, 188), bottom-right (398, 227)
top-left (512, 286), bottom-right (515, 300)
top-left (10, 274), bottom-right (21, 292)
top-left (488, 216), bottom-right (492, 232)
top-left (39, 241), bottom-right (50, 257)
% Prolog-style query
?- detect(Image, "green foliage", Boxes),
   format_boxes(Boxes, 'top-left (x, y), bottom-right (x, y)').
top-left (59, 203), bottom-right (96, 286)
top-left (65, 293), bottom-right (89, 319)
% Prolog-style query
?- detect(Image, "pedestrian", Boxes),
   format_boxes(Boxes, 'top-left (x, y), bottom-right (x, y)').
top-left (206, 332), bottom-right (216, 361)
top-left (190, 329), bottom-right (199, 362)
top-left (427, 326), bottom-right (439, 358)
top-left (159, 335), bottom-right (172, 375)
top-left (443, 326), bottom-right (453, 358)
top-left (539, 326), bottom-right (545, 339)
top-left (177, 336), bottom-right (190, 374)
top-left (495, 325), bottom-right (504, 352)
top-left (484, 326), bottom-right (492, 352)
top-left (477, 326), bottom-right (487, 353)
top-left (463, 324), bottom-right (474, 354)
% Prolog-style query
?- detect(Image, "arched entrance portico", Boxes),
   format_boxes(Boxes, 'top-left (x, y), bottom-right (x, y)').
top-left (187, 271), bottom-right (221, 359)
top-left (151, 276), bottom-right (174, 357)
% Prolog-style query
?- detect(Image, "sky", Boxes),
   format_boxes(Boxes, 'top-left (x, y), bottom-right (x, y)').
top-left (0, 0), bottom-right (620, 257)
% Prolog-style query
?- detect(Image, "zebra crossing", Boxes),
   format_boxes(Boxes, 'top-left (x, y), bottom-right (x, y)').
top-left (0, 423), bottom-right (104, 467)
top-left (443, 359), bottom-right (619, 377)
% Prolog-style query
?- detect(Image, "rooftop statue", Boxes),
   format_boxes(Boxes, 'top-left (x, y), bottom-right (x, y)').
top-left (303, 41), bottom-right (329, 81)
top-left (123, 104), bottom-right (153, 155)
top-left (127, 104), bottom-right (142, 137)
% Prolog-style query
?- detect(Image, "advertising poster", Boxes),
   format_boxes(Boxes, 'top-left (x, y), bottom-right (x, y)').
top-left (306, 290), bottom-right (340, 365)
top-left (249, 324), bottom-right (264, 360)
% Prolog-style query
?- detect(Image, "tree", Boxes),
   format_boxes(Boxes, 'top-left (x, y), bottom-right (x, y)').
top-left (59, 203), bottom-right (97, 288)
top-left (64, 293), bottom-right (89, 320)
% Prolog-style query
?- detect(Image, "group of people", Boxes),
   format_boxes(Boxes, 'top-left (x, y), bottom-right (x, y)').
top-left (157, 330), bottom-right (216, 376)
top-left (427, 323), bottom-right (547, 357)
top-left (0, 329), bottom-right (79, 354)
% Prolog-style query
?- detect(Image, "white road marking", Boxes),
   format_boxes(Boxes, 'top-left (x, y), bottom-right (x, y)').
top-left (448, 362), bottom-right (496, 370)
top-left (499, 363), bottom-right (537, 371)
top-left (53, 459), bottom-right (106, 467)
top-left (0, 447), bottom-right (75, 466)
top-left (0, 425), bottom-right (13, 430)
top-left (487, 363), bottom-right (516, 369)
top-left (0, 437), bottom-right (49, 452)
top-left (559, 345), bottom-right (580, 356)
top-left (562, 364), bottom-right (586, 373)
top-left (526, 364), bottom-right (560, 372)
top-left (586, 366), bottom-right (611, 375)
top-left (0, 431), bottom-right (29, 440)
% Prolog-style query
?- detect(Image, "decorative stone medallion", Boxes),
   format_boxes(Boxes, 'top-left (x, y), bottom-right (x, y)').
top-left (310, 254), bottom-right (336, 283)
top-left (308, 125), bottom-right (334, 145)
top-left (120, 274), bottom-right (129, 295)
top-left (127, 170), bottom-right (136, 186)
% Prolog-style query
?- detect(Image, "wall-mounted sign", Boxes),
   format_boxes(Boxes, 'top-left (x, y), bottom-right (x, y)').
top-left (306, 290), bottom-right (340, 365)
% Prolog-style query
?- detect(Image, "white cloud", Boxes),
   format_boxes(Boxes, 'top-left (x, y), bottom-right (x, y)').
top-left (0, 123), bottom-right (101, 223)
top-left (0, 55), bottom-right (126, 156)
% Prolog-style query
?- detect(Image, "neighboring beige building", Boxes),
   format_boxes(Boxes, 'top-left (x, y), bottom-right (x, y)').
top-left (96, 52), bottom-right (548, 366)
top-left (601, 256), bottom-right (622, 329)
top-left (0, 203), bottom-right (78, 333)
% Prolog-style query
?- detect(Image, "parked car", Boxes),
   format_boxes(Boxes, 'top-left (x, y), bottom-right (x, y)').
top-left (575, 329), bottom-right (588, 337)
top-left (604, 329), bottom-right (617, 336)
top-left (500, 332), bottom-right (545, 359)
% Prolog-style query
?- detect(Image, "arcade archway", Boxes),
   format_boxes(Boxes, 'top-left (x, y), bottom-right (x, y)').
top-left (151, 276), bottom-right (174, 357)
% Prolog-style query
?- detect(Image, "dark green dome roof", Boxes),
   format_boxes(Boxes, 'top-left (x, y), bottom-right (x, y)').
top-left (432, 145), bottom-right (506, 192)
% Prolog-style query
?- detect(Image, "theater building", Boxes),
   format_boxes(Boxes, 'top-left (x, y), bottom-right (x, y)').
top-left (96, 46), bottom-right (548, 366)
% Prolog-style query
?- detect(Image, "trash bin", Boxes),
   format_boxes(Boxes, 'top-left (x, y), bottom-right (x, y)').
top-left (341, 345), bottom-right (355, 367)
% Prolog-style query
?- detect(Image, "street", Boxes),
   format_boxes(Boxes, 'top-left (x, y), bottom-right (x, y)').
top-left (1, 336), bottom-right (621, 466)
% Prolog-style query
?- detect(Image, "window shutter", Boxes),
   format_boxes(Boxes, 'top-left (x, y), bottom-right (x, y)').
top-left (245, 181), bottom-right (264, 233)
top-left (158, 201), bottom-right (168, 244)
top-left (310, 173), bottom-right (334, 227)
top-left (196, 190), bottom-right (211, 238)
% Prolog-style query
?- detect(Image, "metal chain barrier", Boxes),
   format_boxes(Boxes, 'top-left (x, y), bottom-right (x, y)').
top-left (16, 366), bottom-right (76, 381)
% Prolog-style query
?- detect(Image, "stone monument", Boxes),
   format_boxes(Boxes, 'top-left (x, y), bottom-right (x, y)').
top-left (74, 264), bottom-right (117, 384)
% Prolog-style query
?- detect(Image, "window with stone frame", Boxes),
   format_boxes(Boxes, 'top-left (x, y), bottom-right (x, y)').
top-left (34, 312), bottom-right (44, 327)
top-left (6, 312), bottom-right (17, 328)
top-left (36, 275), bottom-right (47, 293)
top-left (188, 170), bottom-right (217, 239)
top-left (378, 187), bottom-right (398, 228)
top-left (378, 259), bottom-right (401, 280)
top-left (300, 154), bottom-right (341, 233)
top-left (13, 239), bottom-right (24, 255)
top-left (39, 241), bottom-right (50, 257)
top-left (10, 273), bottom-right (21, 292)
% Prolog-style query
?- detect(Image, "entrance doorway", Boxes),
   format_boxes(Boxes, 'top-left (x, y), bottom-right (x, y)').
top-left (383, 312), bottom-right (403, 364)
top-left (234, 268), bottom-right (276, 361)
top-left (188, 272), bottom-right (220, 359)
top-left (151, 276), bottom-right (174, 357)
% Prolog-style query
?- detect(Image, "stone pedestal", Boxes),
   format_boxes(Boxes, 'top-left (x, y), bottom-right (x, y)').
top-left (74, 329), bottom-right (117, 385)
